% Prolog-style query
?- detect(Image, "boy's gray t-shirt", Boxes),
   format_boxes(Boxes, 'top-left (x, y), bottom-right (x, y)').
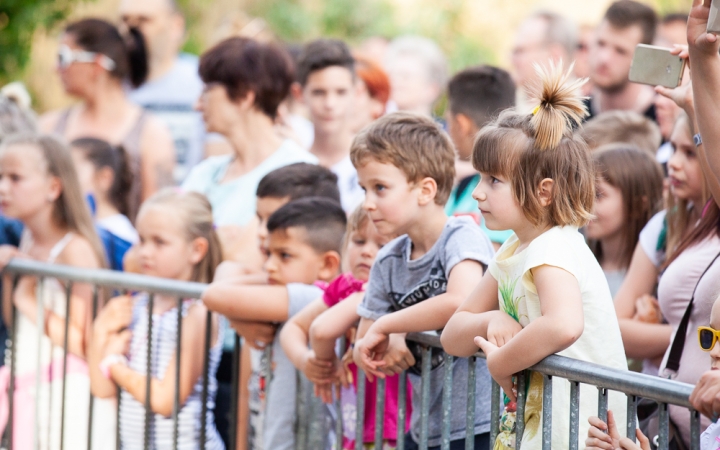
top-left (261, 282), bottom-right (327, 450)
top-left (357, 216), bottom-right (495, 446)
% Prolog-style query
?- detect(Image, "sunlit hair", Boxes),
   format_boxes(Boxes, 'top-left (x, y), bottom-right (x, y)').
top-left (0, 133), bottom-right (106, 266)
top-left (350, 112), bottom-right (456, 205)
top-left (577, 110), bottom-right (662, 156)
top-left (472, 62), bottom-right (594, 227)
top-left (587, 144), bottom-right (664, 270)
top-left (138, 189), bottom-right (223, 283)
top-left (354, 53), bottom-right (391, 107)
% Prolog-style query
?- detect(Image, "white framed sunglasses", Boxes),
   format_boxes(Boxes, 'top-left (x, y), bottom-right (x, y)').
top-left (57, 45), bottom-right (116, 71)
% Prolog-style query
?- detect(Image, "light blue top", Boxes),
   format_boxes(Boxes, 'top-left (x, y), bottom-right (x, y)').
top-left (181, 139), bottom-right (317, 226)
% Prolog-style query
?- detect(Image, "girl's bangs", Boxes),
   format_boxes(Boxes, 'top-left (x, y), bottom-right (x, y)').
top-left (471, 127), bottom-right (523, 178)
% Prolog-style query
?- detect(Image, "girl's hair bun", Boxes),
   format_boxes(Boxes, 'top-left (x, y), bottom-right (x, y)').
top-left (529, 61), bottom-right (588, 151)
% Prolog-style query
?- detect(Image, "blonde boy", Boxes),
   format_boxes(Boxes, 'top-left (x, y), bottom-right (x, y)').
top-left (352, 113), bottom-right (495, 449)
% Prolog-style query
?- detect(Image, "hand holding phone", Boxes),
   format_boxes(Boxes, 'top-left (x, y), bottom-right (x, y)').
top-left (628, 44), bottom-right (686, 88)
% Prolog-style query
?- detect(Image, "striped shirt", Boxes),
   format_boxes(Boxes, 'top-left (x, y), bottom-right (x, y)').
top-left (119, 294), bottom-right (225, 449)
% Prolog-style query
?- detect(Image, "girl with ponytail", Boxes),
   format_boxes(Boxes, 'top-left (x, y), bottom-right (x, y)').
top-left (88, 189), bottom-right (225, 449)
top-left (40, 18), bottom-right (175, 222)
top-left (441, 63), bottom-right (629, 449)
top-left (71, 137), bottom-right (137, 270)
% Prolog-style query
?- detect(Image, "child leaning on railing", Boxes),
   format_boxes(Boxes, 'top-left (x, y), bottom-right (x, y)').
top-left (88, 189), bottom-right (225, 449)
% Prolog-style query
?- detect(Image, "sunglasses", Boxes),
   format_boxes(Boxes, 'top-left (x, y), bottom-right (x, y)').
top-left (698, 326), bottom-right (720, 352)
top-left (57, 45), bottom-right (116, 71)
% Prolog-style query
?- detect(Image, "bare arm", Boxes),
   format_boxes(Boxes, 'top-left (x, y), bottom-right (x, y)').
top-left (139, 116), bottom-right (176, 200)
top-left (688, 0), bottom-right (720, 198)
top-left (441, 270), bottom-right (499, 357)
top-left (202, 283), bottom-right (290, 322)
top-left (109, 304), bottom-right (220, 417)
top-left (613, 244), bottom-right (671, 359)
top-left (481, 265), bottom-right (584, 380)
top-left (310, 292), bottom-right (364, 360)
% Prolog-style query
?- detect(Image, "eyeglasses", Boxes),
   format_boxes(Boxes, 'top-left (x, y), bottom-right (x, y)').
top-left (57, 45), bottom-right (116, 71)
top-left (698, 326), bottom-right (720, 351)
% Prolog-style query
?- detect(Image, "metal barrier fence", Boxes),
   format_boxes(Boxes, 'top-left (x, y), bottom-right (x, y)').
top-left (0, 259), bottom-right (702, 450)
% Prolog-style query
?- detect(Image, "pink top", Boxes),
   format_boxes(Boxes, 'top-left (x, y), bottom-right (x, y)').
top-left (324, 273), bottom-right (412, 446)
top-left (658, 234), bottom-right (720, 445)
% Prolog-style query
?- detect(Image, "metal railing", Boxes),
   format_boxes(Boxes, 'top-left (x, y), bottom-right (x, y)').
top-left (0, 259), bottom-right (702, 450)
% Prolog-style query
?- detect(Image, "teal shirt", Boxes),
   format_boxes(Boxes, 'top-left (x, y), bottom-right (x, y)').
top-left (445, 174), bottom-right (513, 245)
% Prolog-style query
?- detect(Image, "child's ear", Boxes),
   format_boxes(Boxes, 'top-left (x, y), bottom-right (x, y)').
top-left (455, 113), bottom-right (476, 139)
top-left (318, 250), bottom-right (342, 281)
top-left (537, 178), bottom-right (555, 207)
top-left (417, 177), bottom-right (438, 206)
top-left (95, 166), bottom-right (115, 192)
top-left (189, 237), bottom-right (210, 265)
top-left (291, 82), bottom-right (304, 104)
top-left (48, 176), bottom-right (62, 202)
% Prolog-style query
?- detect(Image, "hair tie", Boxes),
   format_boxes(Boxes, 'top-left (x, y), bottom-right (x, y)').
top-left (532, 105), bottom-right (541, 116)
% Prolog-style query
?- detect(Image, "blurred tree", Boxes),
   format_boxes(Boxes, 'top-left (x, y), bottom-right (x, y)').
top-left (0, 0), bottom-right (94, 85)
top-left (654, 0), bottom-right (692, 14)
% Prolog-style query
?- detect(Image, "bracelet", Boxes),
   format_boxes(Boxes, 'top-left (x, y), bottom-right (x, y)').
top-left (99, 354), bottom-right (128, 379)
top-left (694, 133), bottom-right (703, 147)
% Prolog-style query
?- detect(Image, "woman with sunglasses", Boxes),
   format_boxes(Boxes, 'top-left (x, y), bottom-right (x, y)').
top-left (39, 18), bottom-right (175, 222)
top-left (584, 299), bottom-right (720, 450)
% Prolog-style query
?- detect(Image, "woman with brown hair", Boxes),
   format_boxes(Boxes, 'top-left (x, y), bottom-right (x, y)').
top-left (39, 18), bottom-right (175, 222)
top-left (585, 144), bottom-right (664, 296)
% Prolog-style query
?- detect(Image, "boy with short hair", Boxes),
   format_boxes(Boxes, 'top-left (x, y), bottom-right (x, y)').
top-left (296, 39), bottom-right (364, 212)
top-left (351, 112), bottom-right (495, 449)
top-left (445, 65), bottom-right (516, 249)
top-left (203, 197), bottom-right (346, 450)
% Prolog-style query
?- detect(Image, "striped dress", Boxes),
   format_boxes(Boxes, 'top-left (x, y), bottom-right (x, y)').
top-left (119, 294), bottom-right (224, 449)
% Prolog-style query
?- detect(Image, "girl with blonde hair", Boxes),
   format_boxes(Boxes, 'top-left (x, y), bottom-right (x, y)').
top-left (441, 64), bottom-right (629, 449)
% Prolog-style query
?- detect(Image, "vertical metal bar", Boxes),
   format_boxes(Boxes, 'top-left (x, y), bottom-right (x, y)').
top-left (419, 346), bottom-right (431, 450)
top-left (229, 334), bottom-right (241, 450)
top-left (465, 356), bottom-right (476, 450)
top-left (144, 294), bottom-right (154, 450)
top-left (354, 369), bottom-right (366, 450)
top-left (116, 290), bottom-right (127, 450)
top-left (515, 371), bottom-right (527, 450)
top-left (569, 381), bottom-right (580, 450)
top-left (658, 402), bottom-right (669, 450)
top-left (489, 380), bottom-right (501, 447)
top-left (294, 370), bottom-right (308, 450)
top-left (200, 311), bottom-right (212, 450)
top-left (172, 297), bottom-right (183, 450)
top-left (597, 387), bottom-right (608, 424)
top-left (440, 353), bottom-right (454, 450)
top-left (541, 375), bottom-right (552, 450)
top-left (5, 275), bottom-right (18, 450)
top-left (690, 409), bottom-right (701, 450)
top-left (86, 285), bottom-right (99, 450)
top-left (335, 336), bottom-right (346, 450)
top-left (34, 277), bottom-right (45, 450)
top-left (397, 371), bottom-right (407, 450)
top-left (59, 281), bottom-right (72, 450)
top-left (374, 376), bottom-right (386, 448)
top-left (626, 395), bottom-right (637, 442)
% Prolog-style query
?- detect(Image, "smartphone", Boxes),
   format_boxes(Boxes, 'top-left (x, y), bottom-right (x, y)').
top-left (629, 44), bottom-right (686, 88)
top-left (709, 0), bottom-right (720, 34)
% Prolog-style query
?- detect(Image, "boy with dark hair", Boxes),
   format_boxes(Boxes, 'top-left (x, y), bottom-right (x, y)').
top-left (295, 39), bottom-right (363, 212)
top-left (586, 0), bottom-right (659, 121)
top-left (204, 197), bottom-right (346, 450)
top-left (351, 112), bottom-right (495, 450)
top-left (445, 65), bottom-right (516, 248)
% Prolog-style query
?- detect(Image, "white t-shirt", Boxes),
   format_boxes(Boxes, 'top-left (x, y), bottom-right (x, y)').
top-left (638, 210), bottom-right (667, 268)
top-left (331, 155), bottom-right (364, 212)
top-left (181, 140), bottom-right (317, 226)
top-left (489, 226), bottom-right (629, 449)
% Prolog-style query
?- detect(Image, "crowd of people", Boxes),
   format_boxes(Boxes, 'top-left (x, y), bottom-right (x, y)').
top-left (2, 0), bottom-right (720, 448)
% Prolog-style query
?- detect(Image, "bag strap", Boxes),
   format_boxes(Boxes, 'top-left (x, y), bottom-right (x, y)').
top-left (665, 250), bottom-right (720, 373)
